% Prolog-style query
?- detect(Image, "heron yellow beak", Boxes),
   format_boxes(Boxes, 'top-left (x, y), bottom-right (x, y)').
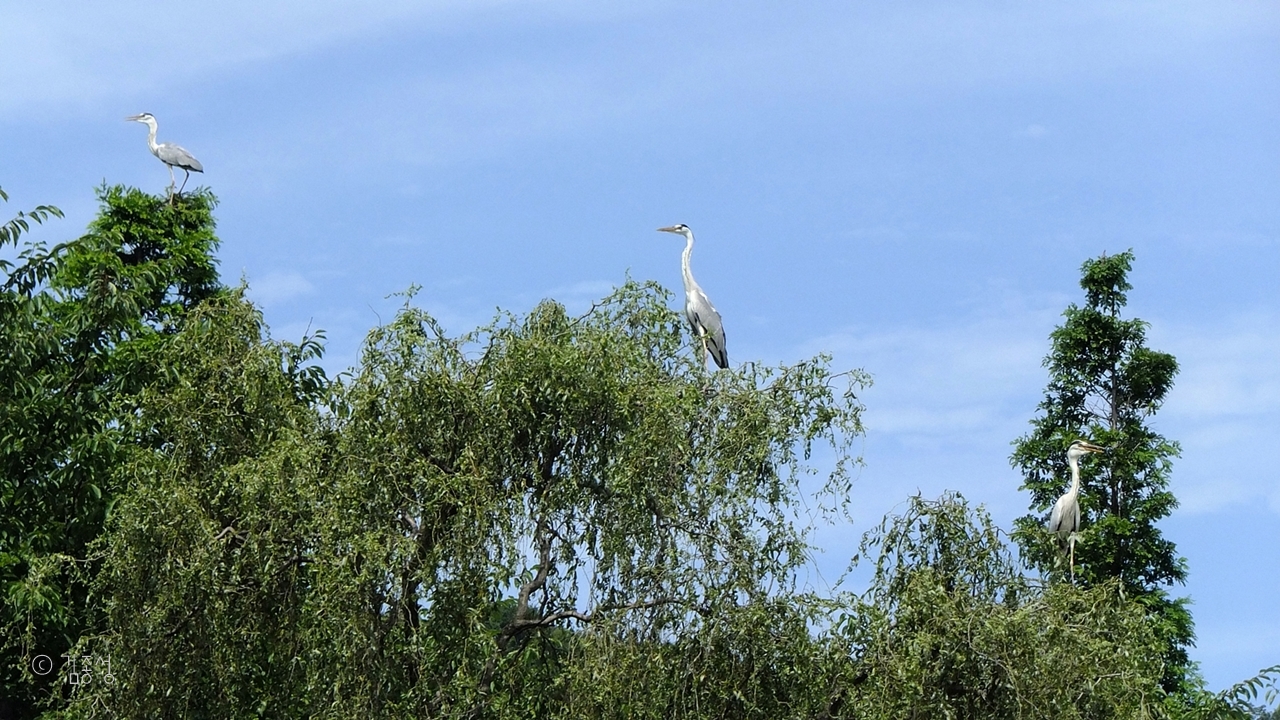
top-left (656, 226), bottom-right (681, 234)
top-left (1082, 442), bottom-right (1107, 453)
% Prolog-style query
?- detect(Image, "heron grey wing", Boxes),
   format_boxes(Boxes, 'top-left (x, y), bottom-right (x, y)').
top-left (703, 312), bottom-right (728, 369)
top-left (690, 290), bottom-right (729, 369)
top-left (1048, 496), bottom-right (1067, 536)
top-left (156, 143), bottom-right (203, 173)
top-left (1048, 494), bottom-right (1079, 539)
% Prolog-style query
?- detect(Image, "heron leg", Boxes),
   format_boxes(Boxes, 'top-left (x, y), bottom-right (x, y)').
top-left (178, 169), bottom-right (190, 195)
top-left (1068, 533), bottom-right (1077, 583)
top-left (167, 165), bottom-right (176, 193)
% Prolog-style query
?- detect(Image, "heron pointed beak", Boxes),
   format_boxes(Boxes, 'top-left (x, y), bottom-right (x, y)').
top-left (656, 226), bottom-right (680, 234)
top-left (125, 115), bottom-right (143, 122)
top-left (1082, 442), bottom-right (1107, 453)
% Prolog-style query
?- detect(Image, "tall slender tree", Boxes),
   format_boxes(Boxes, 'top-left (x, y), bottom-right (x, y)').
top-left (1011, 250), bottom-right (1194, 693)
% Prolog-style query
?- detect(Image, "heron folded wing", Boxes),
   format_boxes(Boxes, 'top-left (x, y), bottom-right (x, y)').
top-left (707, 337), bottom-right (728, 369)
top-left (1048, 499), bottom-right (1066, 535)
top-left (691, 306), bottom-right (729, 370)
top-left (704, 324), bottom-right (728, 369)
top-left (157, 143), bottom-right (204, 173)
top-left (1048, 495), bottom-right (1080, 539)
top-left (1049, 499), bottom-right (1070, 532)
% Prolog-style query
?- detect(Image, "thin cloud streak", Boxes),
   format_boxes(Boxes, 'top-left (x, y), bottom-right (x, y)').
top-left (52, 1), bottom-right (1271, 175)
top-left (0, 1), bottom-right (657, 117)
top-left (801, 303), bottom-right (1280, 518)
top-left (246, 270), bottom-right (315, 306)
top-left (1154, 312), bottom-right (1280, 515)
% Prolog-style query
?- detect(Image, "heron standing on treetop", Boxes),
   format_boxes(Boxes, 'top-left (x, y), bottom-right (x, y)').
top-left (126, 113), bottom-right (203, 195)
top-left (1048, 439), bottom-right (1108, 580)
top-left (657, 224), bottom-right (728, 370)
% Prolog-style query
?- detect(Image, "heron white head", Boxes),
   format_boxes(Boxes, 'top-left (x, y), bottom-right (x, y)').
top-left (126, 112), bottom-right (157, 127)
top-left (657, 224), bottom-right (693, 239)
top-left (1067, 440), bottom-right (1107, 462)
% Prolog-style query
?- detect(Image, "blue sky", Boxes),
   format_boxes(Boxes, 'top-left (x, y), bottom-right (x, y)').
top-left (2, 1), bottom-right (1277, 690)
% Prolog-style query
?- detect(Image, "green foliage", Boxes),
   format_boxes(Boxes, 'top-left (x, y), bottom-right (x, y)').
top-left (54, 184), bottom-right (222, 338)
top-left (832, 493), bottom-right (1167, 719)
top-left (11, 187), bottom-right (1263, 719)
top-left (557, 595), bottom-right (836, 719)
top-left (1011, 250), bottom-right (1193, 692)
top-left (62, 281), bottom-right (868, 718)
top-left (0, 187), bottom-right (63, 261)
top-left (1, 186), bottom-right (224, 717)
top-left (1174, 665), bottom-right (1280, 720)
top-left (67, 294), bottom-right (326, 718)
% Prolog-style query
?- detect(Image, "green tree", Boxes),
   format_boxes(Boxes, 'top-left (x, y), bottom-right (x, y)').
top-left (830, 493), bottom-right (1168, 720)
top-left (0, 187), bottom-right (64, 719)
top-left (15, 186), bottom-right (1209, 719)
top-left (1010, 250), bottom-right (1193, 693)
top-left (1, 186), bottom-right (222, 717)
top-left (66, 281), bottom-right (869, 718)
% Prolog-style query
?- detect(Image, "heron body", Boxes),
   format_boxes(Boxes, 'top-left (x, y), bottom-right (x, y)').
top-left (657, 224), bottom-right (728, 370)
top-left (1048, 440), bottom-right (1107, 578)
top-left (1047, 475), bottom-right (1081, 542)
top-left (126, 113), bottom-right (203, 194)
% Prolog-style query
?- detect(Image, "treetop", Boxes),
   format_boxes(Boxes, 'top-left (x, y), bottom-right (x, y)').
top-left (1079, 249), bottom-right (1135, 313)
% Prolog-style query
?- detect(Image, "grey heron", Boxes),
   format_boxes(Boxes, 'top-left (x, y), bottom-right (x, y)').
top-left (126, 113), bottom-right (203, 195)
top-left (657, 224), bottom-right (728, 370)
top-left (1048, 439), bottom-right (1107, 580)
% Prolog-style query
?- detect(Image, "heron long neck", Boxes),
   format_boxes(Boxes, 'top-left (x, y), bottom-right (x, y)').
top-left (144, 121), bottom-right (160, 154)
top-left (1067, 455), bottom-right (1082, 497)
top-left (680, 233), bottom-right (697, 295)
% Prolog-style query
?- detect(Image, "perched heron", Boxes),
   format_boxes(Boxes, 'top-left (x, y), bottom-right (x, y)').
top-left (657, 224), bottom-right (728, 370)
top-left (1048, 439), bottom-right (1108, 580)
top-left (125, 113), bottom-right (203, 194)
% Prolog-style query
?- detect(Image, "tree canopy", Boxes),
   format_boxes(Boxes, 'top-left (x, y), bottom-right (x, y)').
top-left (1, 186), bottom-right (221, 715)
top-left (0, 186), bottom-right (1274, 719)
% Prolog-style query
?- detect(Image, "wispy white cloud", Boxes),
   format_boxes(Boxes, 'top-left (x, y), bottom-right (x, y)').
top-left (792, 300), bottom-right (1280, 520)
top-left (0, 2), bottom-right (402, 114)
top-left (513, 280), bottom-right (617, 315)
top-left (1152, 312), bottom-right (1280, 515)
top-left (45, 0), bottom-right (1265, 173)
top-left (804, 306), bottom-right (1056, 442)
top-left (786, 296), bottom-right (1064, 523)
top-left (0, 1), bottom-right (658, 117)
top-left (246, 270), bottom-right (315, 305)
top-left (644, 1), bottom-right (1279, 115)
top-left (349, 2), bottom-right (1271, 167)
top-left (790, 297), bottom-right (1280, 690)
top-left (545, 280), bottom-right (616, 299)
top-left (1158, 314), bottom-right (1280, 420)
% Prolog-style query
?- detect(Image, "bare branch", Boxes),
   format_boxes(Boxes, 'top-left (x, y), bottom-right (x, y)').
top-left (503, 597), bottom-right (683, 636)
top-left (510, 515), bottom-right (553, 638)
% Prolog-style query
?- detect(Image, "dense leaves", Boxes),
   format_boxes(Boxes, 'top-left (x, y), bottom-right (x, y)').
top-left (59, 275), bottom-right (870, 717)
top-left (4, 187), bottom-right (1272, 719)
top-left (831, 493), bottom-right (1167, 720)
top-left (1, 187), bottom-right (222, 716)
